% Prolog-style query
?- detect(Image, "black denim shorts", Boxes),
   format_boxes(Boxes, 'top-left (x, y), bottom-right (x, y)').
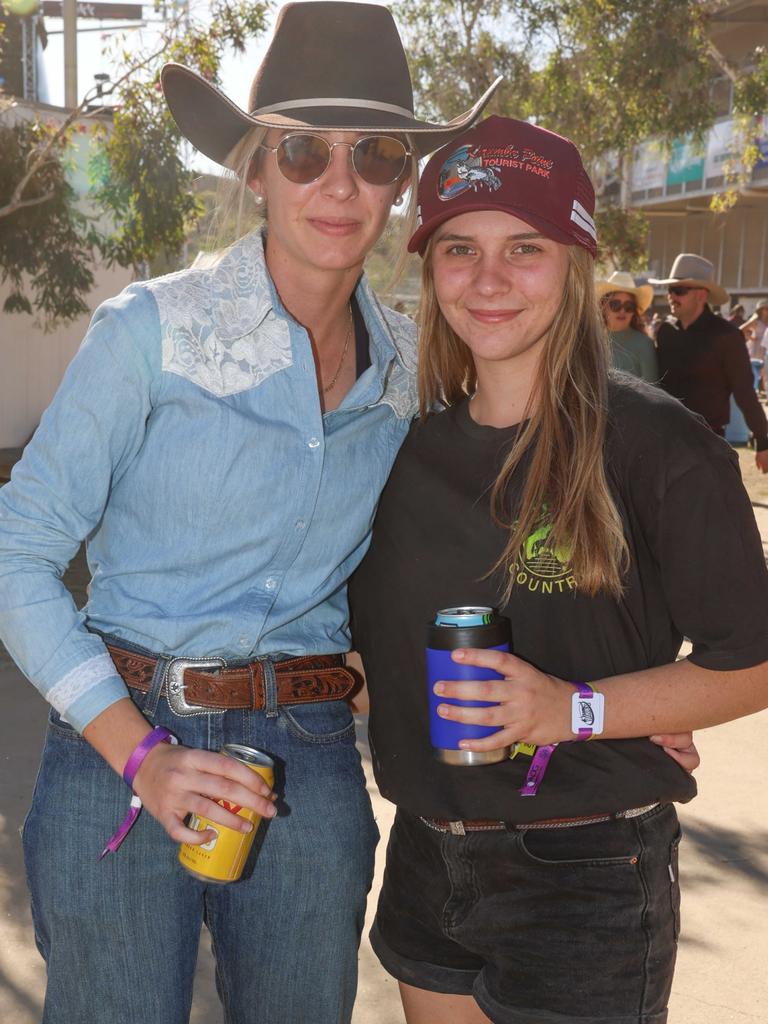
top-left (371, 804), bottom-right (682, 1024)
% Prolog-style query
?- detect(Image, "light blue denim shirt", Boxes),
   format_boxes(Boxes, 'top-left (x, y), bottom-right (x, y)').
top-left (0, 232), bottom-right (417, 733)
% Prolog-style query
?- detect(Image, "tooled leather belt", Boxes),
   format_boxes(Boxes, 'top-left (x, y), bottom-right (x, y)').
top-left (107, 643), bottom-right (358, 714)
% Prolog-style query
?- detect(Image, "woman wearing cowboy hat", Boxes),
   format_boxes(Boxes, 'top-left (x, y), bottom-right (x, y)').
top-left (596, 270), bottom-right (658, 382)
top-left (0, 4), bottom-right (498, 1021)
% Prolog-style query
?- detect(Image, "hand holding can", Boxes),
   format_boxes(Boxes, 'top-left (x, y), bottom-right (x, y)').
top-left (426, 607), bottom-right (511, 765)
top-left (178, 744), bottom-right (275, 883)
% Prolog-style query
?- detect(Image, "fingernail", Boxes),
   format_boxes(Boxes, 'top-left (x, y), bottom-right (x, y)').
top-left (437, 704), bottom-right (448, 716)
top-left (242, 821), bottom-right (253, 833)
top-left (453, 649), bottom-right (465, 660)
top-left (434, 683), bottom-right (444, 695)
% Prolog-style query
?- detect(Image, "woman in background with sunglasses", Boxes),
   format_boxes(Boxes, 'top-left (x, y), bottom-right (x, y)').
top-left (596, 270), bottom-right (659, 382)
top-left (0, 4), bottom-right (498, 1022)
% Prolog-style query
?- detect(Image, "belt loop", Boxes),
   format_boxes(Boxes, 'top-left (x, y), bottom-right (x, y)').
top-left (262, 659), bottom-right (279, 718)
top-left (144, 655), bottom-right (171, 719)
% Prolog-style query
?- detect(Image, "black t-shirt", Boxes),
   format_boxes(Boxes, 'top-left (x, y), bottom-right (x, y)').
top-left (349, 374), bottom-right (768, 822)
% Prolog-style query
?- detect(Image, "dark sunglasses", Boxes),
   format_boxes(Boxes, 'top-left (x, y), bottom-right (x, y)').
top-left (606, 298), bottom-right (636, 314)
top-left (668, 285), bottom-right (694, 297)
top-left (259, 133), bottom-right (411, 186)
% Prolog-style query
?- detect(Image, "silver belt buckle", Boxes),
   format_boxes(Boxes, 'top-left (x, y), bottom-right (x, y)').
top-left (165, 657), bottom-right (226, 717)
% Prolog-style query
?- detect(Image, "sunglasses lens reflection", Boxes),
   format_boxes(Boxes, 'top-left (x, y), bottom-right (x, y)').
top-left (607, 299), bottom-right (636, 313)
top-left (353, 136), bottom-right (408, 185)
top-left (276, 135), bottom-right (331, 184)
top-left (275, 134), bottom-right (408, 186)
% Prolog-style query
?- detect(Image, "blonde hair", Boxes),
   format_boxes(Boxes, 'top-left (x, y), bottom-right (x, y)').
top-left (199, 127), bottom-right (419, 284)
top-left (418, 243), bottom-right (629, 600)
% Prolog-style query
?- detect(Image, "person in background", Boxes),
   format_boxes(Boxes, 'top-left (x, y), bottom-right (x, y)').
top-left (350, 116), bottom-right (758, 1024)
top-left (728, 303), bottom-right (746, 327)
top-left (0, 4), bottom-right (499, 1022)
top-left (596, 270), bottom-right (658, 381)
top-left (741, 298), bottom-right (768, 394)
top-left (742, 297), bottom-right (768, 349)
top-left (652, 254), bottom-right (768, 471)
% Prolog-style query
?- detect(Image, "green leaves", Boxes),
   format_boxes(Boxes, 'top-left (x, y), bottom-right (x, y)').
top-left (394, 0), bottom-right (762, 268)
top-left (0, 118), bottom-right (95, 326)
top-left (0, 0), bottom-right (271, 326)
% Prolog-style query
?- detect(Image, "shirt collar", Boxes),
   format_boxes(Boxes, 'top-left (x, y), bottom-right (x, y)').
top-left (673, 304), bottom-right (713, 333)
top-left (209, 231), bottom-right (274, 341)
top-left (208, 230), bottom-right (415, 402)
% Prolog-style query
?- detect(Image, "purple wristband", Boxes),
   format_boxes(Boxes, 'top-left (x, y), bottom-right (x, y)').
top-left (99, 726), bottom-right (176, 860)
top-left (519, 742), bottom-right (558, 797)
top-left (122, 726), bottom-right (174, 787)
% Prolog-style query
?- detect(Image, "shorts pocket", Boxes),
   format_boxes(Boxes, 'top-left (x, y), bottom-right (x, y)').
top-left (518, 819), bottom-right (641, 867)
top-left (281, 700), bottom-right (355, 745)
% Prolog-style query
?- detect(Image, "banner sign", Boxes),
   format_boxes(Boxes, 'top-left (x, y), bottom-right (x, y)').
top-left (631, 141), bottom-right (665, 192)
top-left (666, 135), bottom-right (705, 185)
top-left (704, 118), bottom-right (745, 180)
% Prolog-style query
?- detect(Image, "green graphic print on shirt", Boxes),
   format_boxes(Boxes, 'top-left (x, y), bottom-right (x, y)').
top-left (510, 511), bottom-right (576, 595)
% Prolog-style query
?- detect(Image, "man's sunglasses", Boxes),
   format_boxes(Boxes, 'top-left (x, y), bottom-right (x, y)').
top-left (259, 133), bottom-right (411, 186)
top-left (605, 298), bottom-right (636, 314)
top-left (668, 285), bottom-right (694, 297)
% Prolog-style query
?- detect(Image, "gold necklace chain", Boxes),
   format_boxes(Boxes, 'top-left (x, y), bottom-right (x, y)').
top-left (322, 305), bottom-right (353, 394)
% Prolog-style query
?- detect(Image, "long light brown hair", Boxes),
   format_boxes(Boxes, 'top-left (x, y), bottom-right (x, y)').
top-left (417, 241), bottom-right (628, 600)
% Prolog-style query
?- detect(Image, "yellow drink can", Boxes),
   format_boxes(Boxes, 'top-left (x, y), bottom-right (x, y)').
top-left (178, 744), bottom-right (275, 883)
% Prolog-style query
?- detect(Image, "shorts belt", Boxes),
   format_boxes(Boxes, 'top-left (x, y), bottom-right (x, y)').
top-left (107, 643), bottom-right (358, 714)
top-left (420, 803), bottom-right (660, 835)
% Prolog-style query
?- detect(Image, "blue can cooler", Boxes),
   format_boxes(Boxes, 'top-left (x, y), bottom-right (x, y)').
top-left (426, 606), bottom-right (511, 766)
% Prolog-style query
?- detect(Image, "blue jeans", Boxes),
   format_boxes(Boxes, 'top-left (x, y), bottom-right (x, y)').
top-left (22, 640), bottom-right (378, 1024)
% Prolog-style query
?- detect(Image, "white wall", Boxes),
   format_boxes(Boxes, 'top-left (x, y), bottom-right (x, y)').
top-left (0, 264), bottom-right (133, 448)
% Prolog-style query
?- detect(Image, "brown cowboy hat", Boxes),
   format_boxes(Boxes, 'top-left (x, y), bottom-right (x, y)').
top-left (161, 1), bottom-right (502, 168)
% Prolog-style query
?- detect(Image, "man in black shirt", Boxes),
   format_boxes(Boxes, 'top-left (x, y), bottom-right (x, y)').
top-left (652, 253), bottom-right (768, 471)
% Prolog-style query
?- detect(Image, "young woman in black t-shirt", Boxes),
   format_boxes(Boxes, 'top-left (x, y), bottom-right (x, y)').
top-left (350, 116), bottom-right (768, 1024)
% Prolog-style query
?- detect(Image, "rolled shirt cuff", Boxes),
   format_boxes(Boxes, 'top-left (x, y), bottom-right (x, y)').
top-left (56, 674), bottom-right (131, 734)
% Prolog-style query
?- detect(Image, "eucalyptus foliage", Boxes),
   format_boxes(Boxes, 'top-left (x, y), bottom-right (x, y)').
top-left (0, 117), bottom-right (96, 321)
top-left (395, 0), bottom-right (768, 270)
top-left (0, 0), bottom-right (271, 326)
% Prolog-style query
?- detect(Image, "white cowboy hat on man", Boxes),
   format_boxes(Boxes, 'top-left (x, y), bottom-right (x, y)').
top-left (649, 253), bottom-right (728, 308)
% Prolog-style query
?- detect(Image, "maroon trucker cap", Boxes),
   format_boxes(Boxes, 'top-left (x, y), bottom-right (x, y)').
top-left (408, 115), bottom-right (597, 258)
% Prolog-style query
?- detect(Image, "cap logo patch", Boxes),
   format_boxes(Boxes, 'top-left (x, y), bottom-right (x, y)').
top-left (437, 141), bottom-right (558, 203)
top-left (438, 145), bottom-right (502, 200)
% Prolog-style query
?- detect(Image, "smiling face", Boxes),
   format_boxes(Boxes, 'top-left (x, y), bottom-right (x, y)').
top-left (429, 209), bottom-right (570, 381)
top-left (249, 129), bottom-right (408, 286)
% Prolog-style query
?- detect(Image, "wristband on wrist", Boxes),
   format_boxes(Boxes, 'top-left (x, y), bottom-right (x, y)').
top-left (571, 682), bottom-right (604, 739)
top-left (99, 726), bottom-right (177, 860)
